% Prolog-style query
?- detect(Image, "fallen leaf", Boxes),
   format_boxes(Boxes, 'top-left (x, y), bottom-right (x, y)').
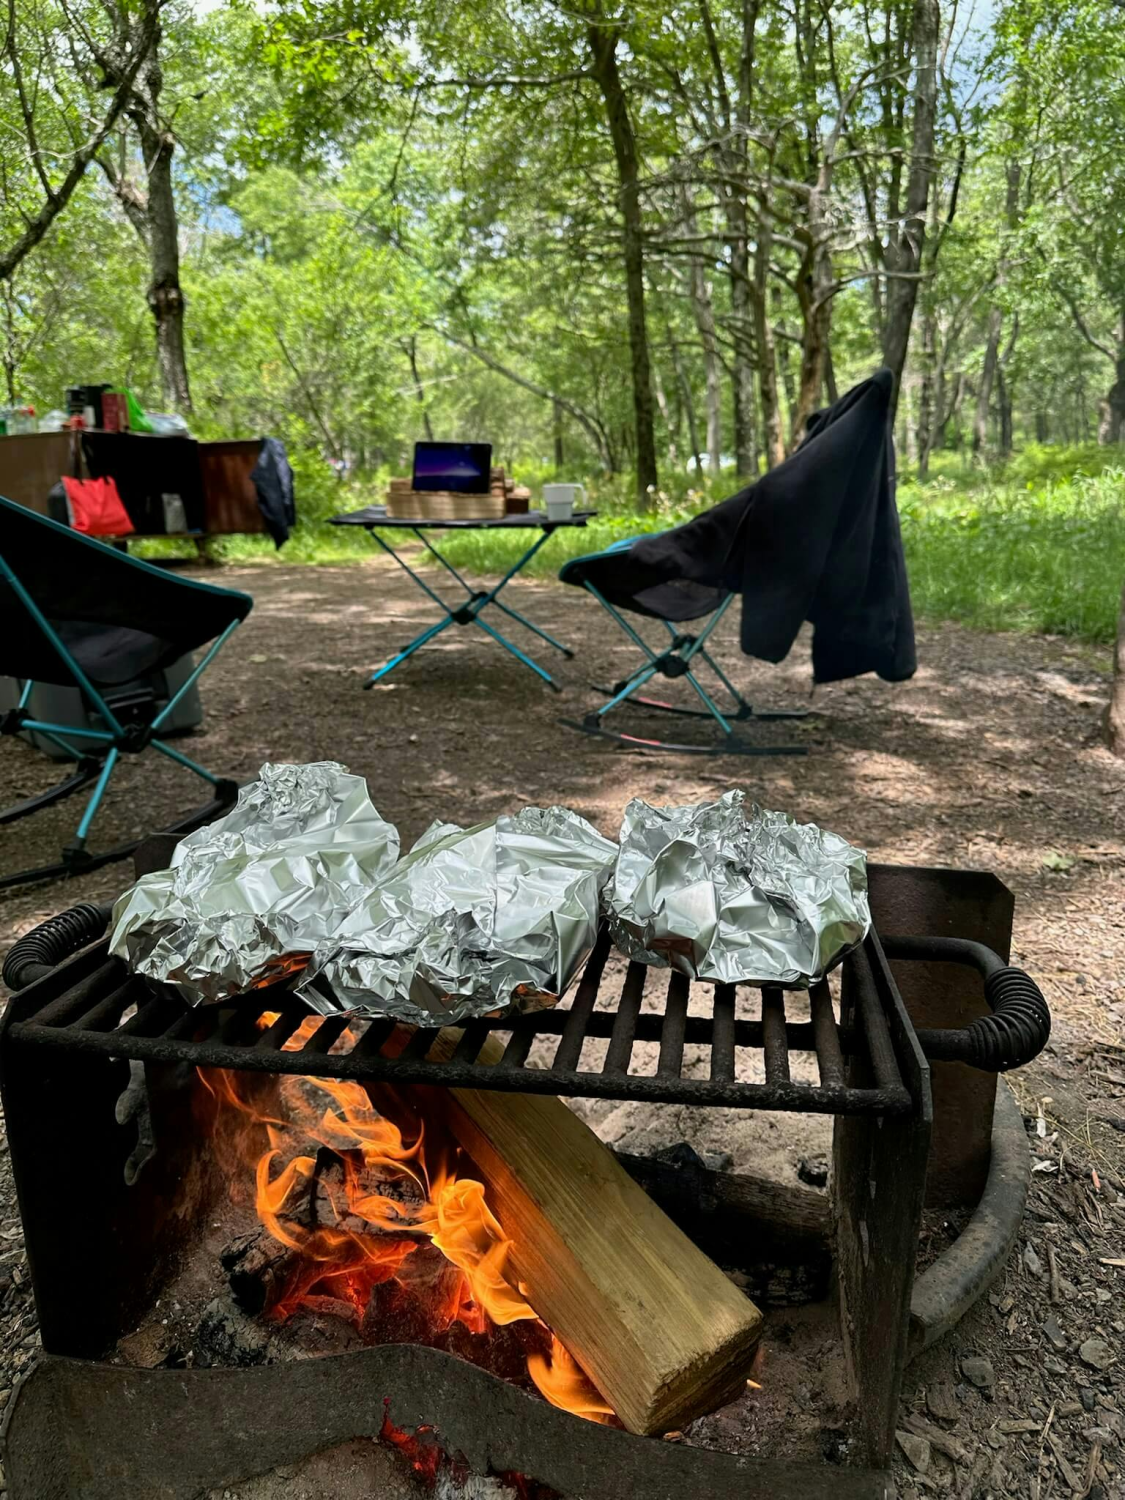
top-left (1092, 1168), bottom-right (1101, 1191)
top-left (1042, 851), bottom-right (1076, 873)
top-left (249, 653), bottom-right (269, 664)
top-left (1033, 1159), bottom-right (1059, 1173)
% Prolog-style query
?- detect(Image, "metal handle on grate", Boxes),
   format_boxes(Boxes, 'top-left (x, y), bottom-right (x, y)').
top-left (881, 935), bottom-right (1051, 1073)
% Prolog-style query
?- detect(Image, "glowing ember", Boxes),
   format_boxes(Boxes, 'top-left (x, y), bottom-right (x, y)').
top-left (199, 1059), bottom-right (614, 1425)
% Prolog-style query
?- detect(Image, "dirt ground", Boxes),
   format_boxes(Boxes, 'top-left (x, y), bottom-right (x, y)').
top-left (0, 554), bottom-right (1123, 1497)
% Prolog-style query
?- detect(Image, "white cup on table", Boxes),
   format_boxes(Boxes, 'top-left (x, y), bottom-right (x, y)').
top-left (543, 482), bottom-right (585, 522)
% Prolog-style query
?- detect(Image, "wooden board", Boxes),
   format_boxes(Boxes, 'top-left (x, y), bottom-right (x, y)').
top-left (419, 1030), bottom-right (763, 1437)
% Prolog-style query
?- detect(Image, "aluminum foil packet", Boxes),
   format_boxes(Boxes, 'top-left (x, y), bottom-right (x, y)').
top-left (109, 762), bottom-right (400, 1000)
top-left (302, 805), bottom-right (618, 1027)
top-left (607, 790), bottom-right (869, 986)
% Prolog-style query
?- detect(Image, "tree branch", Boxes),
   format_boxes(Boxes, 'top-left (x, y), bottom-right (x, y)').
top-left (0, 0), bottom-right (163, 282)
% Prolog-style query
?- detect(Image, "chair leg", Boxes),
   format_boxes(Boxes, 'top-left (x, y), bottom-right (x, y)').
top-left (63, 748), bottom-right (120, 863)
top-left (150, 737), bottom-right (221, 785)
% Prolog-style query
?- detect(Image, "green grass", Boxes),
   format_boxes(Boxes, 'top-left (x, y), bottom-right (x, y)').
top-left (133, 446), bottom-right (1125, 647)
top-left (897, 462), bottom-right (1125, 644)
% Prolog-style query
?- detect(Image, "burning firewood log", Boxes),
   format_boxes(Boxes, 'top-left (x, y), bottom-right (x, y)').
top-left (422, 1029), bottom-right (764, 1437)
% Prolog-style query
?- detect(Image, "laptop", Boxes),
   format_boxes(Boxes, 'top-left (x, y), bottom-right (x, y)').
top-left (412, 441), bottom-right (492, 494)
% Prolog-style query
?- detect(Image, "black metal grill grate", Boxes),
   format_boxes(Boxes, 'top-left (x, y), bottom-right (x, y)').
top-left (6, 926), bottom-right (913, 1116)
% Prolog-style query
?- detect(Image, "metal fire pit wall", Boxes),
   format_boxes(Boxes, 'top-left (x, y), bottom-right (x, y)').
top-left (0, 857), bottom-right (962, 1497)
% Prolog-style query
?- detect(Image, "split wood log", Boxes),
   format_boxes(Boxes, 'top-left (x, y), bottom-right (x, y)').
top-left (420, 1028), bottom-right (764, 1437)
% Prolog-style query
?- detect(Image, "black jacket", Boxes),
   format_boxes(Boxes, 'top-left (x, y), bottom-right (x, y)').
top-left (251, 437), bottom-right (296, 548)
top-left (630, 368), bottom-right (915, 684)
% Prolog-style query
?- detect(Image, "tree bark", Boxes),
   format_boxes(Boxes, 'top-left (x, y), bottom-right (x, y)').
top-left (667, 333), bottom-right (703, 476)
top-left (972, 304), bottom-right (1002, 457)
top-left (97, 8), bottom-right (191, 414)
top-left (403, 336), bottom-right (434, 441)
top-left (1099, 329), bottom-right (1125, 445)
top-left (680, 187), bottom-right (723, 474)
top-left (916, 303), bottom-right (938, 477)
top-left (587, 21), bottom-right (658, 508)
top-left (752, 199), bottom-right (784, 469)
top-left (553, 399), bottom-right (565, 468)
top-left (881, 0), bottom-right (940, 418)
top-left (997, 364), bottom-right (1013, 456)
top-left (700, 0), bottom-right (759, 477)
top-left (1108, 576), bottom-right (1125, 757)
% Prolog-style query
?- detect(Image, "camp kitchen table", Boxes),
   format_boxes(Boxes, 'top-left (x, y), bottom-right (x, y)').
top-left (331, 505), bottom-right (597, 691)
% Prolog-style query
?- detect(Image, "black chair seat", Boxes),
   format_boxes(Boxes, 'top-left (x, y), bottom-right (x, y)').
top-left (57, 621), bottom-right (167, 688)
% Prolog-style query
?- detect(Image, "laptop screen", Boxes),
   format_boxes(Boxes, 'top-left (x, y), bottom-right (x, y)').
top-left (412, 441), bottom-right (493, 494)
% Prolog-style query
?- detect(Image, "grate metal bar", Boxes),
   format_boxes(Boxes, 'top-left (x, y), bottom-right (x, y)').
top-left (552, 928), bottom-right (611, 1072)
top-left (349, 1018), bottom-right (397, 1062)
top-left (711, 985), bottom-right (736, 1082)
top-left (603, 963), bottom-right (645, 1074)
top-left (810, 981), bottom-right (845, 1087)
top-left (298, 1016), bottom-right (353, 1057)
top-left (32, 963), bottom-right (122, 1029)
top-left (850, 946), bottom-right (903, 1093)
top-left (70, 979), bottom-right (140, 1034)
top-left (498, 1028), bottom-right (536, 1070)
top-left (401, 1027), bottom-right (440, 1062)
top-left (6, 930), bottom-right (914, 1117)
top-left (761, 988), bottom-right (790, 1083)
top-left (115, 992), bottom-right (181, 1039)
top-left (452, 1021), bottom-right (491, 1065)
top-left (254, 1010), bottom-right (307, 1052)
top-left (658, 972), bottom-right (689, 1078)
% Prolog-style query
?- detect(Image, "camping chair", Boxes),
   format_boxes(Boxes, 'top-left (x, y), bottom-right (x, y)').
top-left (0, 494), bottom-right (251, 886)
top-left (558, 541), bottom-right (810, 756)
top-left (558, 369), bottom-right (913, 756)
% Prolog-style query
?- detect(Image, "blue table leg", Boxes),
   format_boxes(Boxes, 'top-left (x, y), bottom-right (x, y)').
top-left (360, 523), bottom-right (573, 689)
top-left (473, 615), bottom-right (561, 691)
top-left (365, 614), bottom-right (456, 688)
top-left (487, 598), bottom-right (575, 657)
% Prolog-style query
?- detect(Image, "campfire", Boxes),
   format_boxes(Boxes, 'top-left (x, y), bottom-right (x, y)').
top-left (198, 1017), bottom-right (616, 1426)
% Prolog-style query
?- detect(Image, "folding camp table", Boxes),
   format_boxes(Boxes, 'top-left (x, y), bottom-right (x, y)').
top-left (332, 506), bottom-right (596, 691)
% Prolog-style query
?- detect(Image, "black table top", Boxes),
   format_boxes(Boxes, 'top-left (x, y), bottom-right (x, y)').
top-left (332, 506), bottom-right (597, 532)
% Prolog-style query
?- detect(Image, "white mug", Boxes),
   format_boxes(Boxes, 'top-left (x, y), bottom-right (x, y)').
top-left (543, 482), bottom-right (585, 521)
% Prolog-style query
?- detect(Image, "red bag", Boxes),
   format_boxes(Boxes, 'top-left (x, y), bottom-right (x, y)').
top-left (62, 475), bottom-right (135, 537)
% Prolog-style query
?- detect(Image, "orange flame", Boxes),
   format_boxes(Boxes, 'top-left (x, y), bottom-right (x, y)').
top-left (527, 1335), bottom-right (617, 1424)
top-left (200, 1057), bottom-right (614, 1423)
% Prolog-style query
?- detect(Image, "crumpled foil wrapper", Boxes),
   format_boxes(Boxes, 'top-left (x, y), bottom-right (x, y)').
top-left (109, 762), bottom-right (400, 1000)
top-left (302, 805), bottom-right (618, 1026)
top-left (607, 790), bottom-right (869, 986)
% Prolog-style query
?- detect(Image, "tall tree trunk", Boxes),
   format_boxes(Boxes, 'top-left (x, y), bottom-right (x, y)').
top-left (881, 0), bottom-right (940, 418)
top-left (1108, 577), bottom-right (1125, 757)
top-left (2, 281), bottom-right (16, 403)
top-left (752, 206), bottom-right (784, 469)
top-left (667, 333), bottom-right (703, 476)
top-left (404, 336), bottom-right (434, 441)
top-left (587, 21), bottom-right (658, 508)
top-left (727, 226), bottom-right (757, 475)
top-left (703, 0), bottom-right (759, 477)
top-left (1099, 321), bottom-right (1125, 444)
top-left (972, 160), bottom-right (1020, 461)
top-left (652, 360), bottom-right (679, 467)
top-left (790, 180), bottom-right (835, 448)
top-left (681, 188), bottom-right (723, 474)
top-left (972, 305), bottom-right (1002, 457)
top-left (916, 304), bottom-right (938, 477)
top-left (997, 365), bottom-right (1013, 456)
top-left (553, 399), bottom-right (565, 468)
top-left (825, 345), bottom-right (839, 403)
top-left (130, 31), bottom-right (191, 415)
